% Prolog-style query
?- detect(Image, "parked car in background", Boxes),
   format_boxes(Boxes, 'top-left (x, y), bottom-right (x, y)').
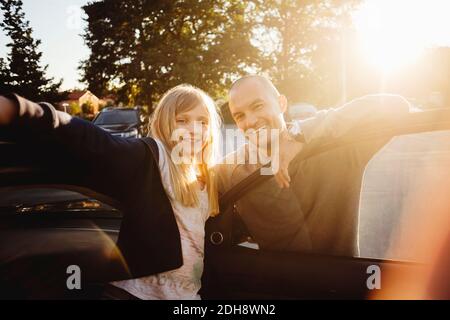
top-left (92, 107), bottom-right (148, 138)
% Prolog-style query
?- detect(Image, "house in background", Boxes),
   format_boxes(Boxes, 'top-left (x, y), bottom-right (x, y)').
top-left (59, 90), bottom-right (101, 115)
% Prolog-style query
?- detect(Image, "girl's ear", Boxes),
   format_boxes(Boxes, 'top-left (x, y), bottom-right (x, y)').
top-left (278, 95), bottom-right (288, 113)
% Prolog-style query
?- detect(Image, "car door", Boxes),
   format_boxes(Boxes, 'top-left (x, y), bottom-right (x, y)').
top-left (0, 140), bottom-right (129, 299)
top-left (202, 108), bottom-right (450, 299)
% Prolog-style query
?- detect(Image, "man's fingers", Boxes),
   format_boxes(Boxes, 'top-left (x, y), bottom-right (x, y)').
top-left (280, 167), bottom-right (290, 188)
top-left (274, 167), bottom-right (290, 189)
top-left (274, 172), bottom-right (282, 188)
top-left (274, 172), bottom-right (285, 188)
top-left (282, 167), bottom-right (291, 183)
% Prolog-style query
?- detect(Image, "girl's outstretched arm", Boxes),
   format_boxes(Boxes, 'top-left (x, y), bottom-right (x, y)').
top-left (0, 93), bottom-right (150, 202)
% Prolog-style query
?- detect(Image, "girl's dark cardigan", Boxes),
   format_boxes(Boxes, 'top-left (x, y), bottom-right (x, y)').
top-left (1, 93), bottom-right (183, 279)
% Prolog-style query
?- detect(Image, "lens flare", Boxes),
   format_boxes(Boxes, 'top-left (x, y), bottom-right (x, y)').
top-left (352, 0), bottom-right (450, 73)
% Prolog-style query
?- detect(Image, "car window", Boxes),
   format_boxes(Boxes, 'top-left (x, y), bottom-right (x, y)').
top-left (0, 187), bottom-right (121, 217)
top-left (93, 111), bottom-right (138, 125)
top-left (230, 130), bottom-right (450, 262)
top-left (359, 130), bottom-right (450, 261)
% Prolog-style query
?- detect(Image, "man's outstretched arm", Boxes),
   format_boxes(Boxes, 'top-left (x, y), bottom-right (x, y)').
top-left (297, 94), bottom-right (411, 144)
top-left (275, 94), bottom-right (411, 188)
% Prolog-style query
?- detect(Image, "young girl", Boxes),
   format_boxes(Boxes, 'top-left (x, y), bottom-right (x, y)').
top-left (0, 84), bottom-right (221, 300)
top-left (110, 84), bottom-right (221, 299)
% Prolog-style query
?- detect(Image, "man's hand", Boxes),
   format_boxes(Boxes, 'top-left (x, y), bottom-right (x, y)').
top-left (273, 129), bottom-right (304, 189)
top-left (0, 95), bottom-right (19, 126)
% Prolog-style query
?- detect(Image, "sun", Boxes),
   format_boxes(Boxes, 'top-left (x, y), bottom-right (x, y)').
top-left (352, 0), bottom-right (450, 73)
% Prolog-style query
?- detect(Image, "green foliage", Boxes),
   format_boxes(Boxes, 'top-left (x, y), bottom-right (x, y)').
top-left (80, 0), bottom-right (260, 106)
top-left (0, 0), bottom-right (62, 102)
top-left (252, 0), bottom-right (360, 106)
top-left (0, 57), bottom-right (10, 86)
top-left (69, 102), bottom-right (81, 115)
top-left (81, 102), bottom-right (95, 115)
top-left (219, 101), bottom-right (234, 125)
top-left (80, 0), bottom-right (360, 107)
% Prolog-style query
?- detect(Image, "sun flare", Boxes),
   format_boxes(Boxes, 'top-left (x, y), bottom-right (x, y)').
top-left (352, 0), bottom-right (450, 73)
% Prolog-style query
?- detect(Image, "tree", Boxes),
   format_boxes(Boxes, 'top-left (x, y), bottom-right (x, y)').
top-left (252, 0), bottom-right (360, 106)
top-left (81, 0), bottom-right (261, 107)
top-left (81, 0), bottom-right (360, 107)
top-left (81, 101), bottom-right (94, 115)
top-left (0, 0), bottom-right (62, 102)
top-left (0, 57), bottom-right (10, 88)
top-left (69, 102), bottom-right (81, 116)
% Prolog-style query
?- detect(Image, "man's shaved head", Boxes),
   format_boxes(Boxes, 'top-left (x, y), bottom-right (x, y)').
top-left (227, 74), bottom-right (288, 135)
top-left (229, 75), bottom-right (280, 100)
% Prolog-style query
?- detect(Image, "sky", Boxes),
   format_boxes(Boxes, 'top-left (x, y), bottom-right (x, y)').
top-left (0, 0), bottom-right (91, 90)
top-left (352, 0), bottom-right (450, 73)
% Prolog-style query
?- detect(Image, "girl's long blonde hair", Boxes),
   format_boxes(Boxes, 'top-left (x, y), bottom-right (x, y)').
top-left (150, 84), bottom-right (221, 217)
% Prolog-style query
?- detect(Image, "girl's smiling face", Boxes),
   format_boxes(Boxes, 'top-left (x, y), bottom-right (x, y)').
top-left (174, 103), bottom-right (210, 159)
top-left (150, 84), bottom-right (221, 215)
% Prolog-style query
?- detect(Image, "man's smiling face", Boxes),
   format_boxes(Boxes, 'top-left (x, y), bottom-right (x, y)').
top-left (228, 77), bottom-right (287, 148)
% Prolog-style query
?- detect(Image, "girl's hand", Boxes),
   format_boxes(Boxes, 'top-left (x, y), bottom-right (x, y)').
top-left (0, 95), bottom-right (19, 126)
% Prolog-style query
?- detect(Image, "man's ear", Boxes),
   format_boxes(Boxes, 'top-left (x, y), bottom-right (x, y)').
top-left (278, 95), bottom-right (288, 113)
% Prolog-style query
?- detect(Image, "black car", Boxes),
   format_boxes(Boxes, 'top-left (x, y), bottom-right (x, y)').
top-left (1, 108), bottom-right (449, 299)
top-left (92, 107), bottom-right (147, 139)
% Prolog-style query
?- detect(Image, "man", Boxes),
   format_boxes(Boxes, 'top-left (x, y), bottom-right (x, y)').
top-left (216, 75), bottom-right (411, 255)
